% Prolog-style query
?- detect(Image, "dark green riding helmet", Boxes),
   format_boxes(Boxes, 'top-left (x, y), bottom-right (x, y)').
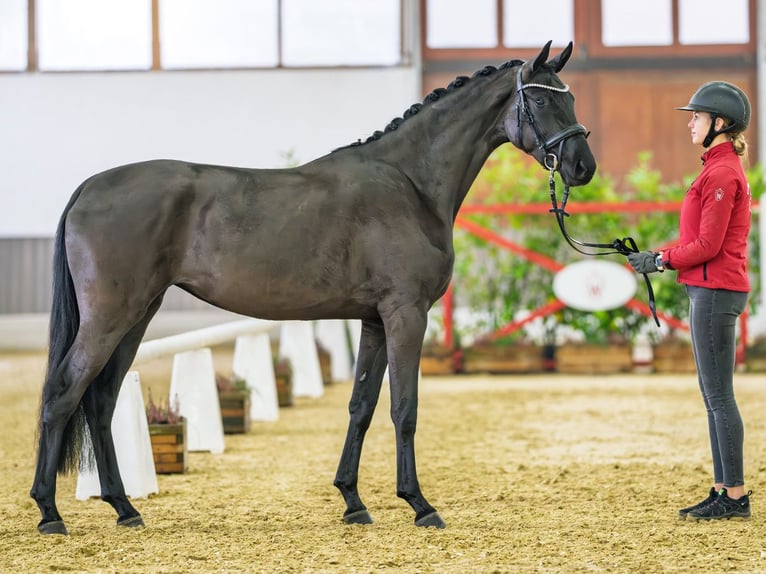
top-left (676, 81), bottom-right (751, 147)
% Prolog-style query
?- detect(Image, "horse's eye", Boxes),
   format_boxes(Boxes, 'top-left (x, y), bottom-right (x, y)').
top-left (534, 97), bottom-right (545, 106)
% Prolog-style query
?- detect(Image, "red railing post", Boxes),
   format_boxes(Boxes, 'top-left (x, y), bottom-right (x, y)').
top-left (443, 283), bottom-right (454, 350)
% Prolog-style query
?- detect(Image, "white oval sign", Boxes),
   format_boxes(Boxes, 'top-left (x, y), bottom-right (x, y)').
top-left (553, 260), bottom-right (637, 311)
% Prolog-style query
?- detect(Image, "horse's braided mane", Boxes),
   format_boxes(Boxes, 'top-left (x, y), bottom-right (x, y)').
top-left (333, 59), bottom-right (525, 152)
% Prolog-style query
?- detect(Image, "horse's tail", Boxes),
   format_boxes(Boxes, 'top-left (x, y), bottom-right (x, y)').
top-left (39, 182), bottom-right (87, 475)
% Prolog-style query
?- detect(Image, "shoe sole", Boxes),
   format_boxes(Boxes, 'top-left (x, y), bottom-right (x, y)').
top-left (686, 514), bottom-right (750, 522)
top-left (678, 505), bottom-right (716, 520)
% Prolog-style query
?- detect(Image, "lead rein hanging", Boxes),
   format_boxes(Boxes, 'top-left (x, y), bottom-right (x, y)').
top-left (546, 157), bottom-right (661, 327)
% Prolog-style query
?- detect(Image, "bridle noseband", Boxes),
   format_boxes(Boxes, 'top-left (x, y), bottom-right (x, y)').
top-left (515, 66), bottom-right (661, 327)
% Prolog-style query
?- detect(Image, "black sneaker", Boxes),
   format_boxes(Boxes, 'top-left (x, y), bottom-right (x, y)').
top-left (678, 487), bottom-right (718, 520)
top-left (687, 488), bottom-right (752, 521)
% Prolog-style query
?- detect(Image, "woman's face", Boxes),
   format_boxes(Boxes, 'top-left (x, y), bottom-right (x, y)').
top-left (687, 111), bottom-right (712, 146)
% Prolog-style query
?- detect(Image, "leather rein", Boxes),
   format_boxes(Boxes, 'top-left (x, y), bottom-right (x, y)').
top-left (515, 67), bottom-right (660, 327)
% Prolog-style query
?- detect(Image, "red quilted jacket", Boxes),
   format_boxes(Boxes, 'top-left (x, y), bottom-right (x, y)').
top-left (664, 142), bottom-right (751, 292)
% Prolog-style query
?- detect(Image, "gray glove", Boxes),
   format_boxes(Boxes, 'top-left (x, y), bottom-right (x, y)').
top-left (627, 251), bottom-right (660, 274)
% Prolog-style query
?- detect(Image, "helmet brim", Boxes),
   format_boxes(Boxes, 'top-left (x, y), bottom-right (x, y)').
top-left (676, 104), bottom-right (718, 113)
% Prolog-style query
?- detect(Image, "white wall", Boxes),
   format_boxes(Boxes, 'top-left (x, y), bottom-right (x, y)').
top-left (0, 67), bottom-right (419, 237)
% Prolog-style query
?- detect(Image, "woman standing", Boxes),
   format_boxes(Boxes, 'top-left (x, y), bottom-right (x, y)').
top-left (628, 81), bottom-right (752, 521)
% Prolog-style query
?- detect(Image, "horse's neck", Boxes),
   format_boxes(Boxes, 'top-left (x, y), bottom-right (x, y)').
top-left (373, 74), bottom-right (514, 220)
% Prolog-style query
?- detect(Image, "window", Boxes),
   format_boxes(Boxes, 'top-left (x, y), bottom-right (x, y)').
top-left (503, 0), bottom-right (573, 48)
top-left (0, 0), bottom-right (27, 71)
top-left (37, 0), bottom-right (152, 71)
top-left (160, 0), bottom-right (279, 69)
top-left (426, 0), bottom-right (496, 49)
top-left (678, 0), bottom-right (749, 45)
top-left (601, 0), bottom-right (672, 47)
top-left (282, 0), bottom-right (400, 66)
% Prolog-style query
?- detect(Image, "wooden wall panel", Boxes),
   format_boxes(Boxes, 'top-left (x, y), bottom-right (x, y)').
top-left (579, 69), bottom-right (758, 185)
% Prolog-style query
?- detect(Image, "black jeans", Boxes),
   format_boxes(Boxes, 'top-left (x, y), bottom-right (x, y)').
top-left (686, 285), bottom-right (748, 488)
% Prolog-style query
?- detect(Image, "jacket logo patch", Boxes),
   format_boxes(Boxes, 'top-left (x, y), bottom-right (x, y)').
top-left (715, 188), bottom-right (724, 201)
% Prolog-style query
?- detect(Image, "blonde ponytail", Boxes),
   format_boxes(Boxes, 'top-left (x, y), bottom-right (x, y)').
top-left (731, 132), bottom-right (748, 165)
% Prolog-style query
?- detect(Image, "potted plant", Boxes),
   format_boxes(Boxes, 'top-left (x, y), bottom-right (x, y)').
top-left (274, 356), bottom-right (294, 407)
top-left (215, 372), bottom-right (251, 434)
top-left (145, 390), bottom-right (187, 474)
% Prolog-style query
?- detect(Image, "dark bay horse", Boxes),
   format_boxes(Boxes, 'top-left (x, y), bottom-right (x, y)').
top-left (31, 41), bottom-right (595, 535)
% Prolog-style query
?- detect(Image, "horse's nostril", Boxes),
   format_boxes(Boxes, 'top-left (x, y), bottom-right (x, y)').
top-left (575, 159), bottom-right (594, 181)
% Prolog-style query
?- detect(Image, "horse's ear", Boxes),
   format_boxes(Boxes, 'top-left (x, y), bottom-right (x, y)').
top-left (530, 40), bottom-right (553, 74)
top-left (548, 41), bottom-right (574, 73)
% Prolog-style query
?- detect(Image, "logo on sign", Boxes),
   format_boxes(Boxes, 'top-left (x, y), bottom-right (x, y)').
top-left (553, 260), bottom-right (637, 311)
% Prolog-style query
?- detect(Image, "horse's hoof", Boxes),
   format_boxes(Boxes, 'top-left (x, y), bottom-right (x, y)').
top-left (343, 509), bottom-right (374, 525)
top-left (415, 511), bottom-right (446, 529)
top-left (38, 520), bottom-right (68, 536)
top-left (117, 515), bottom-right (145, 528)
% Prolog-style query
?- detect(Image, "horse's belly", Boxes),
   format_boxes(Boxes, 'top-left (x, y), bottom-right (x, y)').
top-left (179, 272), bottom-right (378, 322)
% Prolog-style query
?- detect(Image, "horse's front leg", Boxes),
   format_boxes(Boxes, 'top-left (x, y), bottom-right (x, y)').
top-left (334, 318), bottom-right (388, 524)
top-left (385, 306), bottom-right (446, 528)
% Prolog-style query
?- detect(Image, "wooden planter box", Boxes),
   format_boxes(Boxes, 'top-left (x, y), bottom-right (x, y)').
top-left (219, 391), bottom-right (251, 434)
top-left (462, 344), bottom-right (543, 374)
top-left (317, 345), bottom-right (333, 385)
top-left (148, 419), bottom-right (187, 474)
top-left (556, 343), bottom-right (633, 374)
top-left (652, 342), bottom-right (697, 373)
top-left (420, 346), bottom-right (456, 375)
top-left (276, 374), bottom-right (293, 407)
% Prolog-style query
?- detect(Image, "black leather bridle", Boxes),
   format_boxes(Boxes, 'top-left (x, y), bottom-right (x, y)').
top-left (515, 66), bottom-right (660, 327)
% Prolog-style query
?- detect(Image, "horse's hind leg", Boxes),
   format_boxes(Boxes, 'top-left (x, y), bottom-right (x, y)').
top-left (31, 327), bottom-right (134, 535)
top-left (334, 318), bottom-right (388, 524)
top-left (31, 380), bottom-right (80, 534)
top-left (81, 296), bottom-right (164, 528)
